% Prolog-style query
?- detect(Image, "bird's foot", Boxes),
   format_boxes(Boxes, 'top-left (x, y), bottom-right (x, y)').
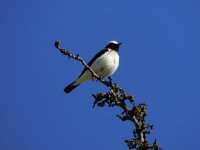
top-left (97, 76), bottom-right (104, 81)
top-left (108, 76), bottom-right (112, 82)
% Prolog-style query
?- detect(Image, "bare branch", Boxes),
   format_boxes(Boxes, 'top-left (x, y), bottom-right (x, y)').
top-left (55, 40), bottom-right (161, 150)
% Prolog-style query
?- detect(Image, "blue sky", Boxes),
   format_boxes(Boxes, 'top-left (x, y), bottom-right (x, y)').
top-left (1, 0), bottom-right (200, 149)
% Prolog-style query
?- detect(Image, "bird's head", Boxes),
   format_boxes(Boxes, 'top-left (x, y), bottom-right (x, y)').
top-left (105, 41), bottom-right (122, 51)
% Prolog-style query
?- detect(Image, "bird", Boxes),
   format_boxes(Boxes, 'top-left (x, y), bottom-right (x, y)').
top-left (64, 40), bottom-right (122, 93)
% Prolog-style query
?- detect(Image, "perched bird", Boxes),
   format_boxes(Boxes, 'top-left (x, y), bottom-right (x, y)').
top-left (64, 41), bottom-right (121, 93)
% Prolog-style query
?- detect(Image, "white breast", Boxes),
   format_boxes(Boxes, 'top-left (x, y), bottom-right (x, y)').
top-left (91, 49), bottom-right (119, 77)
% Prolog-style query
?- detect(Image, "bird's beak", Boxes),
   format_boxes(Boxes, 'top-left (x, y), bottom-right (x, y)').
top-left (118, 43), bottom-right (122, 45)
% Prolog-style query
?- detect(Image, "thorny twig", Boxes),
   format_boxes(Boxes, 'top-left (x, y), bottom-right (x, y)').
top-left (55, 40), bottom-right (161, 150)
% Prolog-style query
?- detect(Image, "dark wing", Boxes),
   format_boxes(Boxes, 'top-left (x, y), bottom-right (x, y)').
top-left (79, 48), bottom-right (108, 77)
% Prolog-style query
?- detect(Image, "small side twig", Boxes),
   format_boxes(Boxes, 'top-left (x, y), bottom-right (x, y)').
top-left (55, 40), bottom-right (161, 150)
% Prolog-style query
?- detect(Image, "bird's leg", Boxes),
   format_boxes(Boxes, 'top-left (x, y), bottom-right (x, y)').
top-left (101, 76), bottom-right (113, 87)
top-left (108, 76), bottom-right (112, 82)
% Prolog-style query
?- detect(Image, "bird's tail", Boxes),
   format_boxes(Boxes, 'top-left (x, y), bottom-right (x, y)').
top-left (64, 81), bottom-right (80, 93)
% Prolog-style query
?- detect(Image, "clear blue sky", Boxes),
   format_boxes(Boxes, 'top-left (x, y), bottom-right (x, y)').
top-left (1, 0), bottom-right (200, 149)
